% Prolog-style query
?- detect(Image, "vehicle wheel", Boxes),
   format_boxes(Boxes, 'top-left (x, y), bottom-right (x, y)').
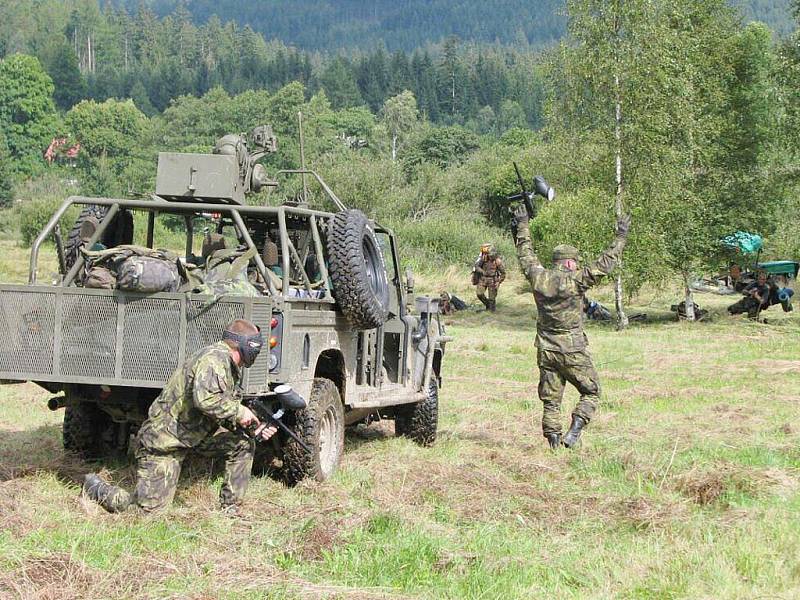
top-left (283, 378), bottom-right (344, 485)
top-left (395, 377), bottom-right (438, 446)
top-left (63, 400), bottom-right (108, 458)
top-left (64, 204), bottom-right (134, 269)
top-left (327, 209), bottom-right (389, 330)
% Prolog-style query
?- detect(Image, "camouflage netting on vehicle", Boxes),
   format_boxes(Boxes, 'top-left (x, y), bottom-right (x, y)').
top-left (192, 247), bottom-right (261, 297)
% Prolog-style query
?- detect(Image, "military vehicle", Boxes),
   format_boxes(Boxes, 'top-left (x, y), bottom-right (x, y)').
top-left (0, 125), bottom-right (450, 484)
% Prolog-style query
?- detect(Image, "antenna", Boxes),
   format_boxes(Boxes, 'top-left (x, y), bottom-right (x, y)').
top-left (298, 111), bottom-right (308, 205)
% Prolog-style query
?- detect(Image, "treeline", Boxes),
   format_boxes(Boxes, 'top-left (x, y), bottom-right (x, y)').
top-left (120, 0), bottom-right (567, 52)
top-left (121, 0), bottom-right (795, 50)
top-left (0, 0), bottom-right (544, 130)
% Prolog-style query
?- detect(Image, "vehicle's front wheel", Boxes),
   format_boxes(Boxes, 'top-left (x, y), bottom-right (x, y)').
top-left (283, 378), bottom-right (345, 485)
top-left (395, 377), bottom-right (438, 446)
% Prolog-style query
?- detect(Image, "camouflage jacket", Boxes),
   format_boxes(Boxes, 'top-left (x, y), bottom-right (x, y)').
top-left (473, 256), bottom-right (506, 288)
top-left (514, 226), bottom-right (626, 353)
top-left (137, 341), bottom-right (246, 453)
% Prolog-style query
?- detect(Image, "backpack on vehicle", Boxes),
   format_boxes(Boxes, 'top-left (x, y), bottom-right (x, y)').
top-left (80, 245), bottom-right (181, 293)
top-left (117, 255), bottom-right (180, 293)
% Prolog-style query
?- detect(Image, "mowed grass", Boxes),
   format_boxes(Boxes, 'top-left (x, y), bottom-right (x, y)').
top-left (1, 250), bottom-right (800, 598)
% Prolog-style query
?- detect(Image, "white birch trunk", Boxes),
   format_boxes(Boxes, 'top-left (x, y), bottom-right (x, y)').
top-left (391, 132), bottom-right (398, 161)
top-left (614, 73), bottom-right (628, 330)
top-left (683, 272), bottom-right (696, 321)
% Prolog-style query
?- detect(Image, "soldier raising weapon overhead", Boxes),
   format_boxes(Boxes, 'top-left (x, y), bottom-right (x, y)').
top-left (507, 169), bottom-right (630, 449)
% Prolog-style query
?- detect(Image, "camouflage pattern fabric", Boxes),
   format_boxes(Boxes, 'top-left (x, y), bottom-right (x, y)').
top-left (473, 256), bottom-right (506, 289)
top-left (537, 348), bottom-right (600, 435)
top-left (514, 223), bottom-right (626, 434)
top-left (130, 341), bottom-right (253, 512)
top-left (133, 432), bottom-right (254, 513)
top-left (138, 341), bottom-right (246, 453)
top-left (514, 227), bottom-right (626, 353)
top-left (475, 283), bottom-right (498, 302)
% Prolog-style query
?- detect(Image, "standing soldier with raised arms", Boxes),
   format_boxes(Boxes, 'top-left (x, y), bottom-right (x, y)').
top-left (510, 202), bottom-right (631, 449)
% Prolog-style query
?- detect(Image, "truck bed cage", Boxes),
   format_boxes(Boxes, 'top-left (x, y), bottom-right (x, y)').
top-left (30, 170), bottom-right (350, 300)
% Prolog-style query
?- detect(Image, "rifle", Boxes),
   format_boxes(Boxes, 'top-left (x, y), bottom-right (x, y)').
top-left (242, 385), bottom-right (312, 453)
top-left (504, 162), bottom-right (555, 219)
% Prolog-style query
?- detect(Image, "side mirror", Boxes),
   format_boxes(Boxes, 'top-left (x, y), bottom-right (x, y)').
top-left (533, 176), bottom-right (556, 202)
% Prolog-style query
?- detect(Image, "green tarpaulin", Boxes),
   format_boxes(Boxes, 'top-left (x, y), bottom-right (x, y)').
top-left (721, 231), bottom-right (763, 255)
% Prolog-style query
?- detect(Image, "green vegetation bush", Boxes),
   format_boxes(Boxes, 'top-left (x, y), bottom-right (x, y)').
top-left (14, 174), bottom-right (78, 246)
top-left (389, 211), bottom-right (512, 272)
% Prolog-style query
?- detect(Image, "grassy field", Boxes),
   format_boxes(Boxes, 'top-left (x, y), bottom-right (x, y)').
top-left (1, 244), bottom-right (799, 599)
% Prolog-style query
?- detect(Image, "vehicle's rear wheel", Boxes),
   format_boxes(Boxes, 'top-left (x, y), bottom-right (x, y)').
top-left (326, 209), bottom-right (389, 330)
top-left (62, 390), bottom-right (127, 458)
top-left (63, 400), bottom-right (111, 458)
top-left (283, 378), bottom-right (344, 485)
top-left (64, 204), bottom-right (134, 269)
top-left (395, 377), bottom-right (438, 446)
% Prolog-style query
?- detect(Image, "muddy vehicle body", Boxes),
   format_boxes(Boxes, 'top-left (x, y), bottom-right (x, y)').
top-left (0, 126), bottom-right (450, 482)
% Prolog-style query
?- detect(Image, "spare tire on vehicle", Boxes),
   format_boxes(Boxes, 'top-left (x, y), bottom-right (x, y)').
top-left (326, 209), bottom-right (389, 330)
top-left (64, 204), bottom-right (134, 269)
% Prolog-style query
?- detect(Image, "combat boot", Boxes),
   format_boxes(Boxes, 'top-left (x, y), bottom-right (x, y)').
top-left (545, 433), bottom-right (561, 450)
top-left (488, 299), bottom-right (497, 313)
top-left (82, 473), bottom-right (131, 513)
top-left (562, 415), bottom-right (588, 449)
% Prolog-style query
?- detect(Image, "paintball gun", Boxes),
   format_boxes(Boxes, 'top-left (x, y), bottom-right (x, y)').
top-left (505, 162), bottom-right (556, 219)
top-left (242, 385), bottom-right (313, 453)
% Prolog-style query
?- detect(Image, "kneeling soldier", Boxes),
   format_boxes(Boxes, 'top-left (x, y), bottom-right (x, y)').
top-left (83, 318), bottom-right (277, 514)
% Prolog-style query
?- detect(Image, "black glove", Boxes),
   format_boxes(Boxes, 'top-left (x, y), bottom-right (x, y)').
top-left (615, 213), bottom-right (632, 237)
top-left (510, 203), bottom-right (529, 238)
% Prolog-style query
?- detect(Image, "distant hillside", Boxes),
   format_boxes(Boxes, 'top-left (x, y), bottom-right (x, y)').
top-left (122, 0), bottom-right (794, 51)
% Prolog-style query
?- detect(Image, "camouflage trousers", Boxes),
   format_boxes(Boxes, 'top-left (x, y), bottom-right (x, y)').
top-left (96, 432), bottom-right (255, 514)
top-left (476, 284), bottom-right (498, 308)
top-left (537, 348), bottom-right (601, 436)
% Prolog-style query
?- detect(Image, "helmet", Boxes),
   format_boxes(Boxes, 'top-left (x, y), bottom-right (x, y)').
top-left (480, 243), bottom-right (496, 257)
top-left (553, 244), bottom-right (580, 261)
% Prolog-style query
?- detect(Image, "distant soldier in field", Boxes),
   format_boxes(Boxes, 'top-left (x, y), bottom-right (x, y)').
top-left (510, 204), bottom-right (630, 449)
top-left (472, 243), bottom-right (506, 312)
top-left (83, 319), bottom-right (277, 515)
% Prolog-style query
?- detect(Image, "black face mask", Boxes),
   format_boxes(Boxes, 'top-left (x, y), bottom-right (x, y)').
top-left (222, 328), bottom-right (264, 368)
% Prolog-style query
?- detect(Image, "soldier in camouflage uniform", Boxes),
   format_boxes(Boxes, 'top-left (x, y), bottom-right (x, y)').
top-left (83, 319), bottom-right (277, 514)
top-left (472, 243), bottom-right (506, 312)
top-left (510, 204), bottom-right (630, 449)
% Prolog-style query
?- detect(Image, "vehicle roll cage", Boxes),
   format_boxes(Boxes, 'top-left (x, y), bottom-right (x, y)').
top-left (30, 169), bottom-right (357, 302)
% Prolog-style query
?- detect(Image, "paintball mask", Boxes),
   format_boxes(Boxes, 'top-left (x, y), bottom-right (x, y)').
top-left (223, 328), bottom-right (265, 368)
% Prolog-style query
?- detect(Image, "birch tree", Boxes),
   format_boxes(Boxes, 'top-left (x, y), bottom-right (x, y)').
top-left (382, 90), bottom-right (418, 161)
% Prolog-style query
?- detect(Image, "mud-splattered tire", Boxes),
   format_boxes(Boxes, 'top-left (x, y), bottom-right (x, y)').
top-left (327, 209), bottom-right (389, 330)
top-left (283, 378), bottom-right (345, 485)
top-left (395, 378), bottom-right (438, 446)
top-left (63, 401), bottom-right (104, 458)
top-left (64, 204), bottom-right (134, 269)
